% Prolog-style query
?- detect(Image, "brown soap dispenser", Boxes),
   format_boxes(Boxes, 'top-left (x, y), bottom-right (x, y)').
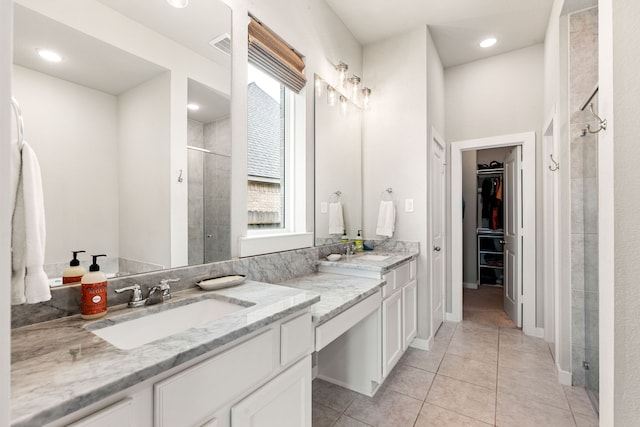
top-left (62, 250), bottom-right (86, 285)
top-left (81, 254), bottom-right (108, 320)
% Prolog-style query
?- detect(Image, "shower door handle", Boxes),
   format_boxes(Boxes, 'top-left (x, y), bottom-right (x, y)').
top-left (433, 246), bottom-right (441, 252)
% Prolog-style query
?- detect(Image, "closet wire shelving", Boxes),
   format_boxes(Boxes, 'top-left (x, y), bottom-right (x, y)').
top-left (477, 167), bottom-right (504, 287)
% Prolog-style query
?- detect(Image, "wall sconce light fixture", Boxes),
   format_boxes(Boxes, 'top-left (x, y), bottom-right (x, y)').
top-left (327, 85), bottom-right (337, 106)
top-left (336, 62), bottom-right (349, 87)
top-left (349, 75), bottom-right (361, 101)
top-left (361, 87), bottom-right (371, 110)
top-left (339, 95), bottom-right (348, 116)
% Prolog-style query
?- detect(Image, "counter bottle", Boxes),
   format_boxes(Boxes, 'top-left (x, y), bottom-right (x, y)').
top-left (355, 230), bottom-right (364, 252)
top-left (81, 254), bottom-right (108, 320)
top-left (62, 250), bottom-right (86, 285)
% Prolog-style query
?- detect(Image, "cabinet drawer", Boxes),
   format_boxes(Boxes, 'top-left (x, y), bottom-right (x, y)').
top-left (154, 329), bottom-right (276, 427)
top-left (67, 398), bottom-right (133, 427)
top-left (395, 262), bottom-right (411, 288)
top-left (281, 312), bottom-right (312, 366)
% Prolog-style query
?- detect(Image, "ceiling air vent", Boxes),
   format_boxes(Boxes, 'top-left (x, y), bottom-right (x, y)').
top-left (209, 33), bottom-right (231, 55)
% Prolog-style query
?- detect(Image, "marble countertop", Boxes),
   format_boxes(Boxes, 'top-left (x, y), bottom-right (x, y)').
top-left (10, 281), bottom-right (320, 427)
top-left (279, 272), bottom-right (384, 325)
top-left (317, 251), bottom-right (418, 273)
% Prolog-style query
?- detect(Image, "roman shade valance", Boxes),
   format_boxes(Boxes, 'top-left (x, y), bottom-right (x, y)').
top-left (248, 17), bottom-right (307, 93)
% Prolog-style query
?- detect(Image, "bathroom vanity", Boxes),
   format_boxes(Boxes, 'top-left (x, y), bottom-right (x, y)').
top-left (11, 282), bottom-right (319, 427)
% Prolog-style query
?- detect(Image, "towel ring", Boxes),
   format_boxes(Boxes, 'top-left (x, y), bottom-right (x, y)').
top-left (381, 188), bottom-right (393, 201)
top-left (330, 190), bottom-right (342, 203)
top-left (11, 96), bottom-right (25, 152)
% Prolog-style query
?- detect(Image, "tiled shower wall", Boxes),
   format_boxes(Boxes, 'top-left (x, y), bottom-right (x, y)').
top-left (569, 7), bottom-right (599, 394)
top-left (187, 117), bottom-right (232, 265)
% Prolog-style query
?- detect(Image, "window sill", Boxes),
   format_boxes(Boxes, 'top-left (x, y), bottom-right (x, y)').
top-left (239, 232), bottom-right (314, 257)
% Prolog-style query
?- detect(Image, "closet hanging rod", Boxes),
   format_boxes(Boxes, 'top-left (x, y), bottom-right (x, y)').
top-left (11, 96), bottom-right (25, 151)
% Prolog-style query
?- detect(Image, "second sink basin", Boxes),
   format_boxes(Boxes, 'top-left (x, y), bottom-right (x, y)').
top-left (357, 254), bottom-right (390, 261)
top-left (89, 298), bottom-right (248, 350)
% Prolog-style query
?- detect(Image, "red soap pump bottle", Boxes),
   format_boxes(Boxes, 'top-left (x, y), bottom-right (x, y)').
top-left (81, 254), bottom-right (108, 320)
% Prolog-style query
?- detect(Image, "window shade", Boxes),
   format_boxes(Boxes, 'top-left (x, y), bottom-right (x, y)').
top-left (248, 17), bottom-right (307, 93)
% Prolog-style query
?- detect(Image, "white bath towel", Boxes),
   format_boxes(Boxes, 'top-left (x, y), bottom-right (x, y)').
top-left (376, 200), bottom-right (396, 238)
top-left (328, 202), bottom-right (345, 235)
top-left (11, 141), bottom-right (50, 305)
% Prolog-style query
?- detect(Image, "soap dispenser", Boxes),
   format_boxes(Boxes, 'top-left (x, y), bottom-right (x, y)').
top-left (341, 231), bottom-right (349, 243)
top-left (81, 254), bottom-right (108, 320)
top-left (62, 250), bottom-right (86, 285)
top-left (355, 230), bottom-right (364, 252)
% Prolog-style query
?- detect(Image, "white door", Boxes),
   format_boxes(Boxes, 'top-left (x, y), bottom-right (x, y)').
top-left (503, 146), bottom-right (522, 327)
top-left (430, 130), bottom-right (446, 333)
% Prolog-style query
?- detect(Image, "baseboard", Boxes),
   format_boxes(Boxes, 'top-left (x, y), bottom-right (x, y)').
top-left (445, 312), bottom-right (461, 322)
top-left (556, 364), bottom-right (572, 385)
top-left (410, 337), bottom-right (431, 351)
top-left (463, 282), bottom-right (478, 289)
top-left (531, 327), bottom-right (545, 339)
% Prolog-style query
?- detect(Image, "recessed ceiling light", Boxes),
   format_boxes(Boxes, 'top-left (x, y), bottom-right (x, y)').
top-left (166, 0), bottom-right (188, 8)
top-left (480, 38), bottom-right (497, 48)
top-left (36, 48), bottom-right (62, 62)
top-left (187, 103), bottom-right (200, 111)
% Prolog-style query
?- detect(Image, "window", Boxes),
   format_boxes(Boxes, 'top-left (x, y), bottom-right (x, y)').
top-left (247, 64), bottom-right (291, 230)
top-left (246, 16), bottom-right (306, 236)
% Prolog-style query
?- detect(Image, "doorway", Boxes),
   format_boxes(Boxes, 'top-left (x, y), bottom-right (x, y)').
top-left (461, 146), bottom-right (517, 328)
top-left (450, 132), bottom-right (537, 336)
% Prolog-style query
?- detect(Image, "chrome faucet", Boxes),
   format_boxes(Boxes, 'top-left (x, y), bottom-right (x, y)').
top-left (146, 278), bottom-right (179, 305)
top-left (115, 284), bottom-right (145, 308)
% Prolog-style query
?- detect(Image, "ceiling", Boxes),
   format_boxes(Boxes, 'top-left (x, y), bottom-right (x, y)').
top-left (14, 1), bottom-right (231, 123)
top-left (324, 0), bottom-right (555, 68)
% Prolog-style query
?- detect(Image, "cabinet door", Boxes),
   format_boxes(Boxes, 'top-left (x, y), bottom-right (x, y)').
top-left (231, 356), bottom-right (311, 427)
top-left (382, 290), bottom-right (403, 378)
top-left (402, 280), bottom-right (417, 350)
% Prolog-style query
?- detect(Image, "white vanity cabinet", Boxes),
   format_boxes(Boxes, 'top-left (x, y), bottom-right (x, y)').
top-left (47, 311), bottom-right (312, 427)
top-left (380, 260), bottom-right (416, 378)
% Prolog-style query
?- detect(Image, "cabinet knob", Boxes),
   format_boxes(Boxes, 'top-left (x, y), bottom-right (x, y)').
top-left (433, 246), bottom-right (441, 252)
top-left (500, 240), bottom-right (506, 245)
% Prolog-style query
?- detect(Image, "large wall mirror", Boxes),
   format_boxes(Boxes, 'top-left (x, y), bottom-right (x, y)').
top-left (314, 74), bottom-right (362, 245)
top-left (12, 0), bottom-right (231, 281)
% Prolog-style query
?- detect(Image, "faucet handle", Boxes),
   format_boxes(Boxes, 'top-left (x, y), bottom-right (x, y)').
top-left (159, 278), bottom-right (180, 290)
top-left (115, 284), bottom-right (145, 307)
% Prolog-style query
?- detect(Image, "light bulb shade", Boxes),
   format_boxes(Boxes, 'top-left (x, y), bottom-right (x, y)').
top-left (167, 0), bottom-right (189, 8)
top-left (349, 75), bottom-right (361, 101)
top-left (361, 87), bottom-right (371, 109)
top-left (339, 95), bottom-right (348, 116)
top-left (327, 85), bottom-right (336, 106)
top-left (336, 62), bottom-right (349, 86)
top-left (315, 76), bottom-right (323, 97)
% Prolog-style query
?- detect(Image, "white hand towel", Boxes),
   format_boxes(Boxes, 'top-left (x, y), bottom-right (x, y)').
top-left (328, 202), bottom-right (345, 235)
top-left (376, 200), bottom-right (396, 238)
top-left (11, 142), bottom-right (50, 305)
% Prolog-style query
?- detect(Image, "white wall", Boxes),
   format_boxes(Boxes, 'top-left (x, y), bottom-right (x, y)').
top-left (1, 0), bottom-right (12, 422)
top-left (118, 72), bottom-right (172, 268)
top-left (12, 65), bottom-right (120, 265)
top-left (445, 44), bottom-right (544, 319)
top-left (362, 26), bottom-right (430, 339)
top-left (610, 0), bottom-right (640, 422)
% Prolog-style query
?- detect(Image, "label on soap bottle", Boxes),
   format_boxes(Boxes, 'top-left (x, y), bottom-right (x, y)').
top-left (81, 281), bottom-right (108, 316)
top-left (63, 275), bottom-right (83, 285)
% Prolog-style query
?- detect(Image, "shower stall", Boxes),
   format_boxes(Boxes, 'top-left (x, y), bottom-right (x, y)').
top-left (187, 117), bottom-right (231, 265)
top-left (569, 6), bottom-right (600, 412)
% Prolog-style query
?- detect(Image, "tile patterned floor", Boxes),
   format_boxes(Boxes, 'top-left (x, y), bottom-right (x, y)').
top-left (312, 320), bottom-right (599, 426)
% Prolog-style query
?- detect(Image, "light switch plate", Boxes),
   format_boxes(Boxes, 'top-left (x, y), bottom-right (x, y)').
top-left (405, 199), bottom-right (414, 213)
top-left (321, 202), bottom-right (328, 213)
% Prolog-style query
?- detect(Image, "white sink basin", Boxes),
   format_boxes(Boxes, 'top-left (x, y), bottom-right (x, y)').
top-left (358, 254), bottom-right (390, 261)
top-left (89, 299), bottom-right (247, 350)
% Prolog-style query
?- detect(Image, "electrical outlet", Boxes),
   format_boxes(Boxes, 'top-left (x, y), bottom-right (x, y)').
top-left (405, 199), bottom-right (414, 213)
top-left (320, 202), bottom-right (328, 213)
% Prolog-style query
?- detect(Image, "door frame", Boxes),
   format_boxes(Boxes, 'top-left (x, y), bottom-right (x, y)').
top-left (542, 110), bottom-right (560, 359)
top-left (449, 132), bottom-right (537, 336)
top-left (429, 127), bottom-right (446, 337)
